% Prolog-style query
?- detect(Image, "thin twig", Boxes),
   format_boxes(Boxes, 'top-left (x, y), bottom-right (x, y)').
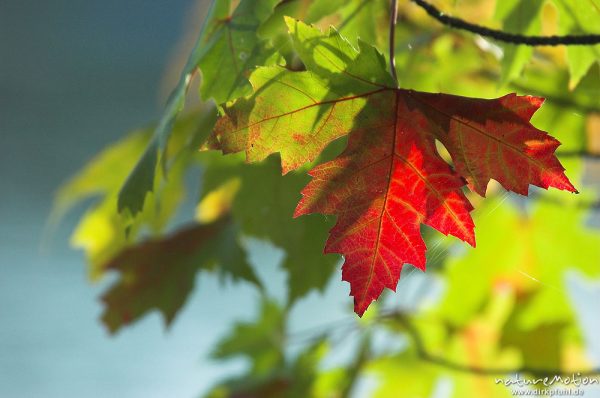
top-left (389, 0), bottom-right (399, 85)
top-left (412, 0), bottom-right (600, 46)
top-left (388, 311), bottom-right (600, 377)
top-left (288, 309), bottom-right (600, 377)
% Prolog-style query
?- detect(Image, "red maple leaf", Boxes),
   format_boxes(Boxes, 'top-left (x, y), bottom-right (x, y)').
top-left (295, 89), bottom-right (576, 315)
top-left (207, 20), bottom-right (577, 315)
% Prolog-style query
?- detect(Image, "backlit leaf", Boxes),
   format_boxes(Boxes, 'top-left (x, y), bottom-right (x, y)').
top-left (214, 21), bottom-right (576, 315)
top-left (209, 18), bottom-right (395, 172)
top-left (551, 0), bottom-right (600, 89)
top-left (117, 0), bottom-right (279, 215)
top-left (206, 299), bottom-right (327, 397)
top-left (199, 152), bottom-right (338, 302)
top-left (212, 299), bottom-right (285, 375)
top-left (495, 0), bottom-right (543, 85)
top-left (55, 106), bottom-right (216, 279)
top-left (197, 0), bottom-right (280, 104)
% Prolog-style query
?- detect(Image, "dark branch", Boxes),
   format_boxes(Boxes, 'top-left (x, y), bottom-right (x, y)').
top-left (412, 0), bottom-right (600, 46)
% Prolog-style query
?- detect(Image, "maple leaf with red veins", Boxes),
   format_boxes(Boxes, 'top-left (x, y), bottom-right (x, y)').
top-left (295, 89), bottom-right (576, 315)
top-left (208, 19), bottom-right (576, 315)
top-left (408, 91), bottom-right (577, 196)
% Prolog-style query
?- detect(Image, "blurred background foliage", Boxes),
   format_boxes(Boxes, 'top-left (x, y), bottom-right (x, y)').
top-left (52, 0), bottom-right (600, 396)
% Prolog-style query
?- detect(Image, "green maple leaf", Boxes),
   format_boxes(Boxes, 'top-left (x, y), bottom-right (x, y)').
top-left (551, 0), bottom-right (600, 89)
top-left (207, 299), bottom-right (326, 398)
top-left (54, 108), bottom-right (215, 279)
top-left (199, 152), bottom-right (338, 302)
top-left (197, 0), bottom-right (280, 104)
top-left (212, 299), bottom-right (285, 375)
top-left (495, 0), bottom-right (544, 85)
top-left (328, 0), bottom-right (389, 49)
top-left (117, 0), bottom-right (279, 216)
top-left (208, 17), bottom-right (395, 172)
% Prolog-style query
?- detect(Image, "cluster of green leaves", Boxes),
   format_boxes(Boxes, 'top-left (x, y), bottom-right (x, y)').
top-left (56, 0), bottom-right (600, 396)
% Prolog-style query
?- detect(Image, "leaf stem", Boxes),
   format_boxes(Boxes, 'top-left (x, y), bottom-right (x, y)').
top-left (389, 0), bottom-right (399, 86)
